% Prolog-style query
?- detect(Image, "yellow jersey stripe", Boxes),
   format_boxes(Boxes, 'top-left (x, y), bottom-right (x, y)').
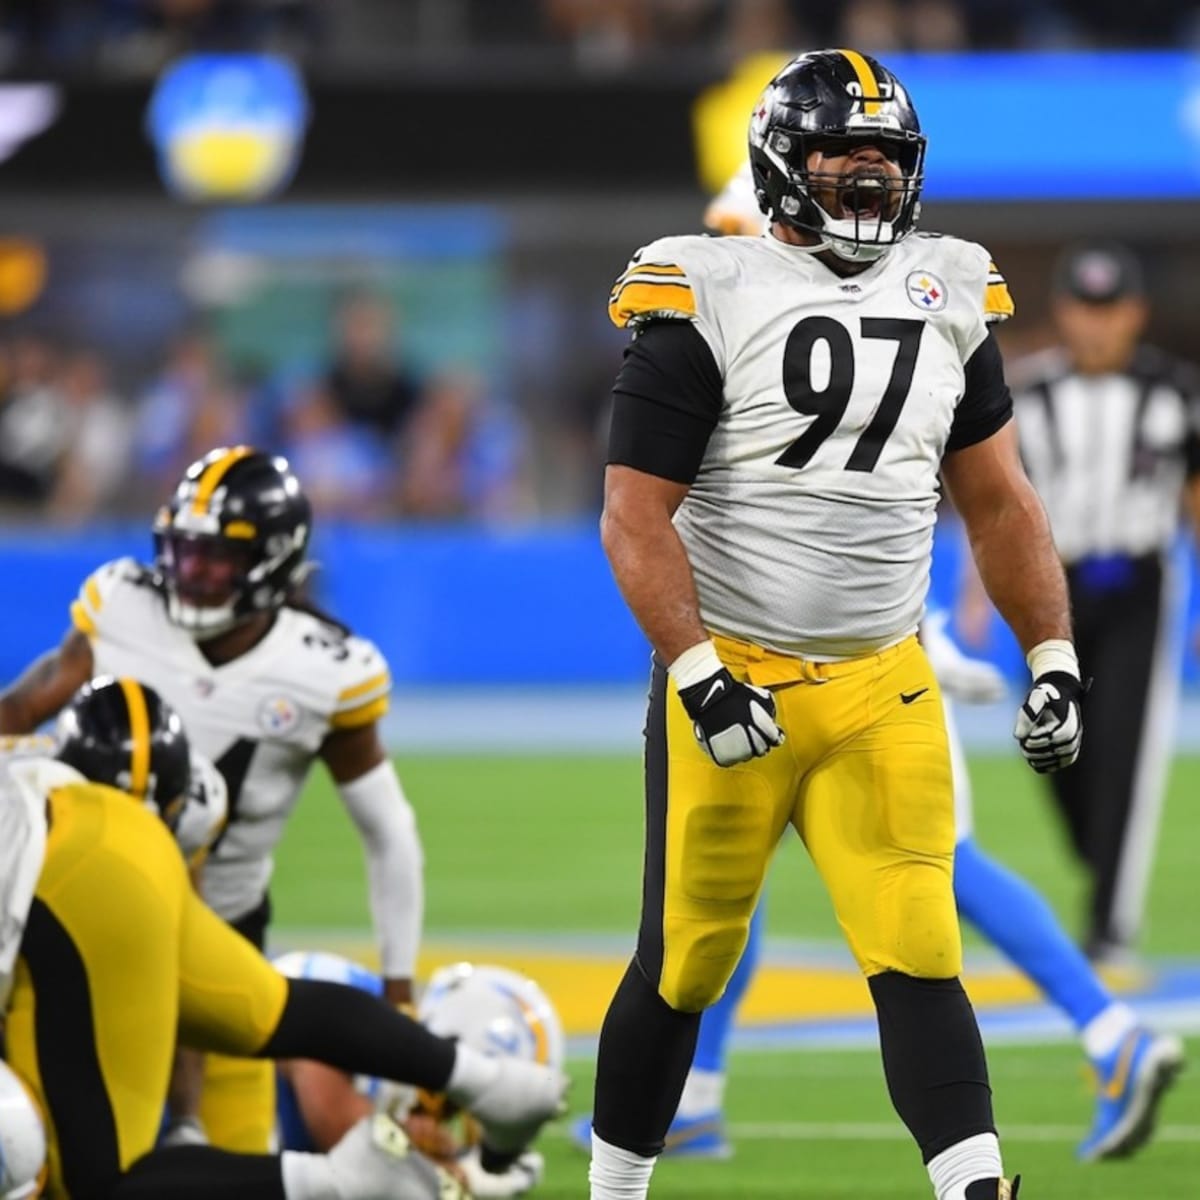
top-left (118, 677), bottom-right (151, 800)
top-left (192, 446), bottom-right (254, 515)
top-left (615, 263), bottom-right (686, 285)
top-left (70, 600), bottom-right (97, 637)
top-left (984, 280), bottom-right (1015, 321)
top-left (329, 695), bottom-right (390, 730)
top-left (224, 520), bottom-right (257, 540)
top-left (336, 671), bottom-right (392, 706)
top-left (609, 281), bottom-right (696, 328)
top-left (84, 577), bottom-right (103, 613)
top-left (837, 48), bottom-right (882, 115)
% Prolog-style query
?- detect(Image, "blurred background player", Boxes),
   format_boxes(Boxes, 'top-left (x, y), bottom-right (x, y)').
top-left (272, 952), bottom-right (559, 1197)
top-left (0, 446), bottom-right (425, 1155)
top-left (0, 677), bottom-right (566, 1199)
top-left (574, 154), bottom-right (1184, 1168)
top-left (968, 243), bottom-right (1200, 965)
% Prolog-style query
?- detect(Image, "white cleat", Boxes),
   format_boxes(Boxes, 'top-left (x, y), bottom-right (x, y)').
top-left (449, 1056), bottom-right (568, 1155)
top-left (326, 1113), bottom-right (466, 1199)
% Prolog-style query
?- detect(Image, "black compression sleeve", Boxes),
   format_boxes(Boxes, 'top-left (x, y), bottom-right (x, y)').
top-left (607, 319), bottom-right (723, 484)
top-left (110, 1147), bottom-right (286, 1200)
top-left (946, 330), bottom-right (1014, 451)
top-left (259, 978), bottom-right (457, 1092)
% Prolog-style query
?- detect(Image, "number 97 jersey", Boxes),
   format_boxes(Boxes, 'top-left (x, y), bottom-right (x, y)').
top-left (608, 231), bottom-right (1014, 660)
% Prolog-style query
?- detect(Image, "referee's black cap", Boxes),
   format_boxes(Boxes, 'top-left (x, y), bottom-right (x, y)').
top-left (1053, 241), bottom-right (1145, 304)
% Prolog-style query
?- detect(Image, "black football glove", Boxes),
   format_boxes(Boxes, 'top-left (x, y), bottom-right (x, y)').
top-left (677, 667), bottom-right (785, 767)
top-left (1014, 670), bottom-right (1085, 773)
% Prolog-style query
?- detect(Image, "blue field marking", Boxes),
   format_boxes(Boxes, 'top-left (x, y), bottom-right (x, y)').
top-left (563, 959), bottom-right (1200, 1060)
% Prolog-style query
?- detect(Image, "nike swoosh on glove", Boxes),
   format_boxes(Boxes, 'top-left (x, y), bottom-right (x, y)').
top-left (1014, 671), bottom-right (1085, 773)
top-left (677, 667), bottom-right (785, 767)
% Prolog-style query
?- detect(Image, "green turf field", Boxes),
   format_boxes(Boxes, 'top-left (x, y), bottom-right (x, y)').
top-left (273, 752), bottom-right (1199, 1198)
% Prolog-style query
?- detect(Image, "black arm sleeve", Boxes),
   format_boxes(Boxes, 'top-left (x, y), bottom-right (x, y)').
top-left (945, 330), bottom-right (1014, 452)
top-left (606, 319), bottom-right (723, 484)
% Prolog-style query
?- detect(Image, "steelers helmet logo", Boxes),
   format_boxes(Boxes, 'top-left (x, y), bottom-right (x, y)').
top-left (749, 87), bottom-right (774, 147)
top-left (906, 270), bottom-right (947, 313)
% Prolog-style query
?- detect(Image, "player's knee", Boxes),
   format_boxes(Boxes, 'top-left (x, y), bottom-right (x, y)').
top-left (864, 864), bottom-right (961, 979)
top-left (659, 919), bottom-right (749, 1011)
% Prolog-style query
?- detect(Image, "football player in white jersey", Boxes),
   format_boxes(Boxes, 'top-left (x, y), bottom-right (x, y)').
top-left (640, 153), bottom-right (1184, 1168)
top-left (0, 446), bottom-right (425, 1155)
top-left (589, 50), bottom-right (1088, 1200)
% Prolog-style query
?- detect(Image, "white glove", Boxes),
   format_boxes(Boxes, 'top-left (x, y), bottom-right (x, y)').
top-left (920, 611), bottom-right (1007, 704)
top-left (458, 1146), bottom-right (545, 1197)
top-left (1014, 672), bottom-right (1085, 773)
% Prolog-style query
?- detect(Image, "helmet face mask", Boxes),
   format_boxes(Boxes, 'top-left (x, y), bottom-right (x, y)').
top-left (154, 447), bottom-right (312, 641)
top-left (749, 50), bottom-right (926, 262)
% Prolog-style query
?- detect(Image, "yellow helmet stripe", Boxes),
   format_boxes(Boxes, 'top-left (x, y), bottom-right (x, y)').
top-left (191, 446), bottom-right (255, 515)
top-left (118, 677), bottom-right (151, 800)
top-left (514, 994), bottom-right (551, 1066)
top-left (837, 49), bottom-right (882, 115)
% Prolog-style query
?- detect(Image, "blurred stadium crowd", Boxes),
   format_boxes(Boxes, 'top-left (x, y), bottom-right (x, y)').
top-left (0, 291), bottom-right (533, 524)
top-left (1, 0), bottom-right (1198, 74)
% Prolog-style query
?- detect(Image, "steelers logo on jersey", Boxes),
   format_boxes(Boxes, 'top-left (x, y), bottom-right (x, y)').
top-left (906, 270), bottom-right (948, 313)
top-left (258, 695), bottom-right (300, 735)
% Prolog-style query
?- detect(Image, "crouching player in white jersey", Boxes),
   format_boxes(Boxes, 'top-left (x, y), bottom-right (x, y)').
top-left (272, 953), bottom-right (562, 1196)
top-left (600, 156), bottom-right (1187, 1168)
top-left (590, 48), bottom-right (1097, 1200)
top-left (0, 681), bottom-right (566, 1200)
top-left (0, 446), bottom-right (425, 1155)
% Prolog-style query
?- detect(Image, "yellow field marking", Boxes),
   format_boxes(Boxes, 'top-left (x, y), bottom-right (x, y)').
top-left (283, 938), bottom-right (1143, 1039)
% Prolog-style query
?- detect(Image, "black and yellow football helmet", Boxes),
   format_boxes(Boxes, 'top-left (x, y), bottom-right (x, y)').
top-left (153, 446), bottom-right (312, 640)
top-left (56, 677), bottom-right (191, 829)
top-left (748, 49), bottom-right (925, 262)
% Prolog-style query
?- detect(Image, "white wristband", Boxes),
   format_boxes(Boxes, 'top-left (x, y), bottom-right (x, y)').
top-left (668, 639), bottom-right (725, 690)
top-left (1026, 638), bottom-right (1080, 681)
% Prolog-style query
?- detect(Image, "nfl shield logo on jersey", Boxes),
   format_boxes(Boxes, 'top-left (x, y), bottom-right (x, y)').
top-left (258, 696), bottom-right (300, 735)
top-left (906, 270), bottom-right (948, 312)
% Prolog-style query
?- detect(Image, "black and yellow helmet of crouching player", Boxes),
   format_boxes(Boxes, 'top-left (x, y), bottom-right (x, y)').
top-left (748, 49), bottom-right (926, 263)
top-left (152, 446), bottom-right (313, 640)
top-left (55, 677), bottom-right (191, 830)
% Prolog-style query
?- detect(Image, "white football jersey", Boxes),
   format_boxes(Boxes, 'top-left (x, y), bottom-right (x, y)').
top-left (609, 229), bottom-right (1013, 659)
top-left (70, 559), bottom-right (391, 922)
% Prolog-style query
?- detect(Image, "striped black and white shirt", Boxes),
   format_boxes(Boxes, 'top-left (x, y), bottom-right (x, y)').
top-left (1013, 346), bottom-right (1200, 564)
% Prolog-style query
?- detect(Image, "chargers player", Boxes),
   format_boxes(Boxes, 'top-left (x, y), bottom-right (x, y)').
top-left (0, 446), bottom-right (425, 1155)
top-left (0, 679), bottom-right (566, 1199)
top-left (575, 154), bottom-right (1184, 1166)
top-left (273, 953), bottom-right (560, 1197)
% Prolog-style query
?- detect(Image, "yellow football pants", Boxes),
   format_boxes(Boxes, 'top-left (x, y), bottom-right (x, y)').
top-left (642, 633), bottom-right (959, 1013)
top-left (5, 783), bottom-right (289, 1199)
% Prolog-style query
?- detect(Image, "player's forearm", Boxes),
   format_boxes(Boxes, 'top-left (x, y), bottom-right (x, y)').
top-left (965, 484), bottom-right (1072, 654)
top-left (166, 1046), bottom-right (206, 1123)
top-left (600, 501), bottom-right (708, 665)
top-left (338, 761), bottom-right (424, 981)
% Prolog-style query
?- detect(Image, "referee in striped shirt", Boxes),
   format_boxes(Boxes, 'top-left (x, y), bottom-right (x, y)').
top-left (1012, 241), bottom-right (1200, 962)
